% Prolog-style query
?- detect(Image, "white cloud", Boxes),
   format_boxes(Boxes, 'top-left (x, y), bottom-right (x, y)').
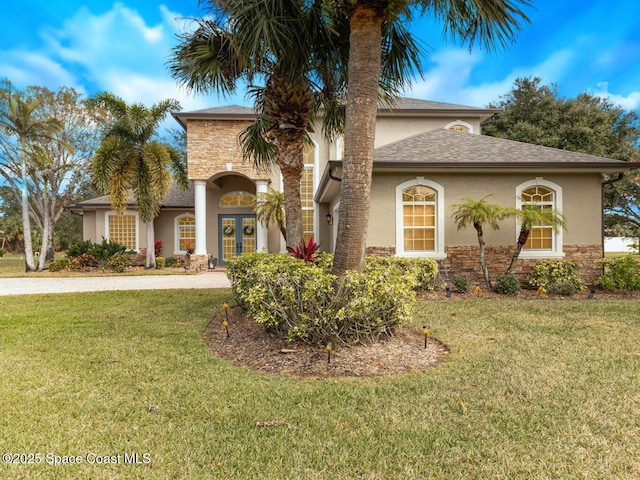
top-left (592, 82), bottom-right (640, 110)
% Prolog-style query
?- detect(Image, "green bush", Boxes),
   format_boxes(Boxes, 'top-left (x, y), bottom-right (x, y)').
top-left (67, 240), bottom-right (94, 258)
top-left (165, 257), bottom-right (178, 268)
top-left (547, 282), bottom-right (576, 296)
top-left (226, 253), bottom-right (418, 345)
top-left (494, 274), bottom-right (520, 295)
top-left (0, 248), bottom-right (4, 258)
top-left (597, 256), bottom-right (640, 292)
top-left (47, 258), bottom-right (70, 272)
top-left (364, 256), bottom-right (440, 291)
top-left (89, 238), bottom-right (134, 268)
top-left (155, 256), bottom-right (166, 269)
top-left (452, 276), bottom-right (470, 293)
top-left (527, 260), bottom-right (585, 291)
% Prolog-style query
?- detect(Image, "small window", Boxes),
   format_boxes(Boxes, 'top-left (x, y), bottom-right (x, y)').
top-left (445, 120), bottom-right (473, 133)
top-left (177, 215), bottom-right (196, 252)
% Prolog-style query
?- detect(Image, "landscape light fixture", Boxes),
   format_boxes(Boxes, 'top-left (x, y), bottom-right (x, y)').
top-left (326, 213), bottom-right (333, 225)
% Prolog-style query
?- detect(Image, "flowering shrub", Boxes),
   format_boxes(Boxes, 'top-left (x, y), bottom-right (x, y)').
top-left (527, 260), bottom-right (585, 291)
top-left (597, 256), bottom-right (640, 292)
top-left (226, 253), bottom-right (427, 345)
top-left (69, 253), bottom-right (96, 271)
top-left (155, 240), bottom-right (163, 257)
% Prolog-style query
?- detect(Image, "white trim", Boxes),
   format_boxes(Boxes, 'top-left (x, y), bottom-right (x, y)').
top-left (445, 120), bottom-right (474, 134)
top-left (395, 177), bottom-right (446, 259)
top-left (515, 177), bottom-right (564, 258)
top-left (105, 210), bottom-right (139, 252)
top-left (173, 212), bottom-right (196, 256)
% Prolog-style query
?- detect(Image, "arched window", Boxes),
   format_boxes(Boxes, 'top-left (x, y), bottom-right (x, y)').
top-left (516, 178), bottom-right (564, 257)
top-left (396, 177), bottom-right (445, 258)
top-left (219, 191), bottom-right (254, 207)
top-left (175, 213), bottom-right (195, 254)
top-left (445, 120), bottom-right (473, 133)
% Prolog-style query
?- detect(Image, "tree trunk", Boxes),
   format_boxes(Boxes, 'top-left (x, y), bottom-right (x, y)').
top-left (20, 144), bottom-right (35, 271)
top-left (475, 224), bottom-right (492, 289)
top-left (146, 220), bottom-right (156, 269)
top-left (506, 227), bottom-right (530, 275)
top-left (332, 6), bottom-right (383, 277)
top-left (275, 129), bottom-right (306, 249)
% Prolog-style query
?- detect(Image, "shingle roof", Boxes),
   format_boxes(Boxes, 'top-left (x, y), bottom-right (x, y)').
top-left (172, 98), bottom-right (498, 128)
top-left (69, 183), bottom-right (194, 209)
top-left (372, 129), bottom-right (633, 169)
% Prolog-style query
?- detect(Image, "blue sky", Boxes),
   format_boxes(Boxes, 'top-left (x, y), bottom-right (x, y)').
top-left (2, 0), bottom-right (639, 121)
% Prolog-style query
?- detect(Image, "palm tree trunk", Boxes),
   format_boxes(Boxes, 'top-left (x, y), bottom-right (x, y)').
top-left (332, 6), bottom-right (383, 277)
top-left (475, 225), bottom-right (492, 289)
top-left (506, 227), bottom-right (530, 275)
top-left (275, 128), bottom-right (306, 249)
top-left (146, 221), bottom-right (156, 269)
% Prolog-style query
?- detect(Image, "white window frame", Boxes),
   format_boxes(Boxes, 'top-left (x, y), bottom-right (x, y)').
top-left (174, 212), bottom-right (196, 255)
top-left (395, 177), bottom-right (446, 259)
top-left (105, 210), bottom-right (139, 252)
top-left (515, 178), bottom-right (564, 258)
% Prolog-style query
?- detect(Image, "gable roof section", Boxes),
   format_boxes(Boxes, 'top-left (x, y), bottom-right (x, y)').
top-left (372, 129), bottom-right (634, 171)
top-left (68, 183), bottom-right (195, 210)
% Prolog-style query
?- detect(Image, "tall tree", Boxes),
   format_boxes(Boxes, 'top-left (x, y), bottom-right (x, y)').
top-left (87, 93), bottom-right (187, 269)
top-left (0, 87), bottom-right (68, 271)
top-left (169, 0), bottom-right (421, 248)
top-left (451, 195), bottom-right (509, 289)
top-left (331, 0), bottom-right (532, 277)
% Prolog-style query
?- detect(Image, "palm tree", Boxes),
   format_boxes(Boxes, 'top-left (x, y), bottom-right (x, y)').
top-left (0, 92), bottom-right (65, 271)
top-left (506, 205), bottom-right (566, 275)
top-left (252, 188), bottom-right (286, 242)
top-left (331, 0), bottom-right (532, 277)
top-left (452, 195), bottom-right (509, 289)
top-left (169, 0), bottom-right (421, 249)
top-left (88, 93), bottom-right (187, 269)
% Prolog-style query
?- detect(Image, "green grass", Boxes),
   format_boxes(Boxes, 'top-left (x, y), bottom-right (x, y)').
top-left (0, 253), bottom-right (195, 278)
top-left (0, 291), bottom-right (639, 479)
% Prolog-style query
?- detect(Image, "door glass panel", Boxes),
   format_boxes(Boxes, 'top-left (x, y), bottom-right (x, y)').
top-left (242, 217), bottom-right (256, 254)
top-left (221, 217), bottom-right (236, 263)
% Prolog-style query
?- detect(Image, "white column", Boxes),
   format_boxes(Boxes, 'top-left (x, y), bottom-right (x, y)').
top-left (255, 180), bottom-right (269, 252)
top-left (194, 180), bottom-right (207, 255)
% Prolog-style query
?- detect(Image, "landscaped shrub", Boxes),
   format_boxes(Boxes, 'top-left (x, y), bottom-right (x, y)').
top-left (287, 236), bottom-right (320, 262)
top-left (597, 256), bottom-right (640, 292)
top-left (364, 256), bottom-right (439, 291)
top-left (547, 282), bottom-right (576, 296)
top-left (155, 240), bottom-right (163, 257)
top-left (67, 240), bottom-right (94, 259)
top-left (226, 253), bottom-right (418, 345)
top-left (47, 258), bottom-right (70, 272)
top-left (89, 238), bottom-right (134, 268)
top-left (0, 248), bottom-right (4, 258)
top-left (107, 253), bottom-right (132, 273)
top-left (69, 253), bottom-right (96, 271)
top-left (527, 260), bottom-right (585, 291)
top-left (494, 273), bottom-right (520, 295)
top-left (155, 256), bottom-right (165, 269)
top-left (165, 257), bottom-right (178, 268)
top-left (452, 276), bottom-right (470, 293)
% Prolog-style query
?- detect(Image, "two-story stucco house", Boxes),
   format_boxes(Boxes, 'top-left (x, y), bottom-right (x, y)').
top-left (71, 98), bottom-right (633, 284)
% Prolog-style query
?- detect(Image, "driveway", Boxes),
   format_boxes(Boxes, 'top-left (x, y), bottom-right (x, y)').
top-left (0, 271), bottom-right (231, 296)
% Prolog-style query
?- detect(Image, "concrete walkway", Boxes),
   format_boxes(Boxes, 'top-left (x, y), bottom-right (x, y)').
top-left (0, 271), bottom-right (231, 296)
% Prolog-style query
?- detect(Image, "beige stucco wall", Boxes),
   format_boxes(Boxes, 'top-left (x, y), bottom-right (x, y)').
top-left (368, 172), bottom-right (604, 248)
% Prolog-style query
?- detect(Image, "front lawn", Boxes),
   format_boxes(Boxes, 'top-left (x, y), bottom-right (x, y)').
top-left (0, 290), bottom-right (638, 479)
